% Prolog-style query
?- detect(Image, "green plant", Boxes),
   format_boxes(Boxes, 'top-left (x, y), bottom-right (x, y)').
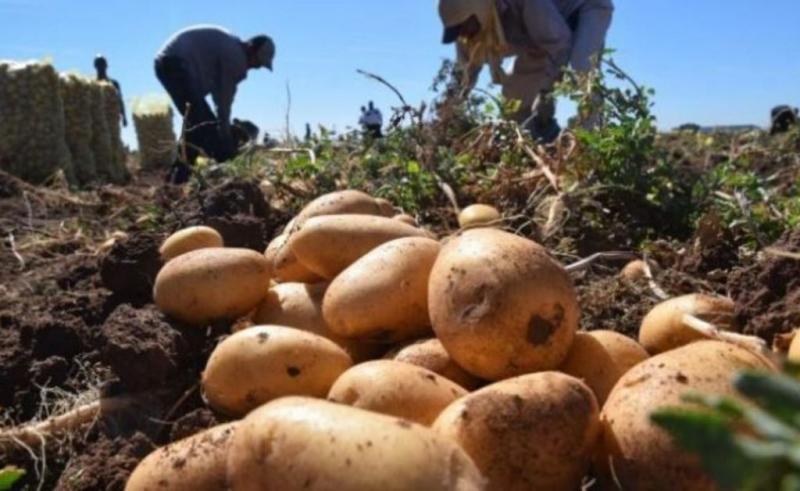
top-left (0, 466), bottom-right (24, 491)
top-left (652, 368), bottom-right (800, 491)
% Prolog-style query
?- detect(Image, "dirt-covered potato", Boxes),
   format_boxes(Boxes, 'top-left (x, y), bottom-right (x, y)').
top-left (457, 204), bottom-right (500, 228)
top-left (323, 237), bottom-right (439, 342)
top-left (388, 338), bottom-right (483, 390)
top-left (428, 228), bottom-right (579, 380)
top-left (153, 248), bottom-right (271, 325)
top-left (265, 233), bottom-right (323, 283)
top-left (789, 330), bottom-right (800, 362)
top-left (125, 422), bottom-right (237, 491)
top-left (159, 225), bottom-right (224, 262)
top-left (597, 340), bottom-right (775, 491)
top-left (328, 360), bottom-right (468, 425)
top-left (433, 372), bottom-right (599, 491)
top-left (202, 325), bottom-right (352, 417)
top-left (559, 330), bottom-right (649, 404)
top-left (639, 293), bottom-right (736, 354)
top-left (226, 397), bottom-right (486, 491)
top-left (251, 282), bottom-right (380, 362)
top-left (289, 214), bottom-right (429, 279)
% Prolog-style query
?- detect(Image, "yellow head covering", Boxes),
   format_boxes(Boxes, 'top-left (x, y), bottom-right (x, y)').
top-left (438, 0), bottom-right (509, 84)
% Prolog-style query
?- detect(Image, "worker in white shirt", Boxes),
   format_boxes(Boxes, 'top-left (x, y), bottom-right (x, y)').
top-left (438, 0), bottom-right (613, 142)
top-left (360, 101), bottom-right (384, 138)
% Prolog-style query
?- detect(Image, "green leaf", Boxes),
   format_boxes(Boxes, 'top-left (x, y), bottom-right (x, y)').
top-left (651, 408), bottom-right (762, 491)
top-left (0, 466), bottom-right (25, 491)
top-left (735, 372), bottom-right (800, 429)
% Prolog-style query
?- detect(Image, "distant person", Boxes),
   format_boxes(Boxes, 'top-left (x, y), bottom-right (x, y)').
top-left (361, 101), bottom-right (383, 138)
top-left (771, 105), bottom-right (798, 135)
top-left (155, 25), bottom-right (275, 182)
top-left (438, 0), bottom-right (614, 143)
top-left (94, 55), bottom-right (127, 127)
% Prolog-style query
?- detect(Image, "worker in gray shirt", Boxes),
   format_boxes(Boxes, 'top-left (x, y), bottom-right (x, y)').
top-left (438, 0), bottom-right (613, 143)
top-left (155, 25), bottom-right (274, 182)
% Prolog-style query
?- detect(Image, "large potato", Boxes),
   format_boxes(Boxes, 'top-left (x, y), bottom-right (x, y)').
top-left (125, 422), bottom-right (236, 491)
top-left (597, 340), bottom-right (775, 491)
top-left (289, 215), bottom-right (429, 279)
top-left (559, 330), bottom-right (649, 405)
top-left (265, 233), bottom-right (323, 283)
top-left (328, 360), bottom-right (468, 425)
top-left (251, 282), bottom-right (380, 362)
top-left (202, 325), bottom-right (352, 417)
top-left (428, 228), bottom-right (578, 380)
top-left (639, 293), bottom-right (735, 354)
top-left (389, 338), bottom-right (483, 390)
top-left (323, 237), bottom-right (439, 342)
top-left (153, 248), bottom-right (271, 325)
top-left (434, 372), bottom-right (599, 491)
top-left (159, 225), bottom-right (224, 262)
top-left (226, 397), bottom-right (486, 491)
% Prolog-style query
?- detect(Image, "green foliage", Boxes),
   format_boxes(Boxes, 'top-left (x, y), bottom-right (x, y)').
top-left (0, 466), bottom-right (24, 491)
top-left (652, 369), bottom-right (800, 491)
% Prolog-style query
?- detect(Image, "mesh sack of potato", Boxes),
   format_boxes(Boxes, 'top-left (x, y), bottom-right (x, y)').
top-left (98, 81), bottom-right (129, 182)
top-left (60, 73), bottom-right (96, 184)
top-left (0, 60), bottom-right (73, 183)
top-left (88, 81), bottom-right (114, 182)
top-left (132, 95), bottom-right (176, 169)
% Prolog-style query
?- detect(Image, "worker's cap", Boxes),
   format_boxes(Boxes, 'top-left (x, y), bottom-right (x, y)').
top-left (438, 0), bottom-right (483, 44)
top-left (249, 35), bottom-right (275, 71)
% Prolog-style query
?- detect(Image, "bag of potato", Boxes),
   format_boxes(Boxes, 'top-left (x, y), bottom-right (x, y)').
top-left (60, 73), bottom-right (96, 184)
top-left (132, 95), bottom-right (176, 169)
top-left (0, 60), bottom-right (73, 184)
top-left (89, 81), bottom-right (115, 182)
top-left (98, 81), bottom-right (129, 182)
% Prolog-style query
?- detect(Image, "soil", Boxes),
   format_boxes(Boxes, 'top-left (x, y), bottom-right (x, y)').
top-left (0, 171), bottom-right (276, 490)
top-left (729, 228), bottom-right (800, 343)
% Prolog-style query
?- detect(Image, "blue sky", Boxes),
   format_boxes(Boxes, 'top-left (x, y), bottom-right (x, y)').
top-left (1, 0), bottom-right (798, 146)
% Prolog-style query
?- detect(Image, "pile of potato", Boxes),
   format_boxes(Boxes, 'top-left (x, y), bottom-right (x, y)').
top-left (129, 190), bottom-right (777, 491)
top-left (0, 60), bottom-right (73, 183)
top-left (132, 96), bottom-right (176, 170)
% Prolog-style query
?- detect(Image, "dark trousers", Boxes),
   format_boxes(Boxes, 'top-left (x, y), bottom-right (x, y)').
top-left (365, 124), bottom-right (383, 138)
top-left (154, 56), bottom-right (232, 165)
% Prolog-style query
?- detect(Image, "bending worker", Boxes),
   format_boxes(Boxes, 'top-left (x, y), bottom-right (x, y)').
top-left (438, 0), bottom-right (613, 142)
top-left (94, 55), bottom-right (127, 127)
top-left (154, 25), bottom-right (274, 175)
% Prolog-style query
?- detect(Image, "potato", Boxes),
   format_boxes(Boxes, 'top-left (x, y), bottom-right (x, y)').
top-left (389, 338), bottom-right (483, 390)
top-left (226, 397), bottom-right (486, 491)
top-left (159, 226), bottom-right (224, 262)
top-left (265, 233), bottom-right (323, 283)
top-left (294, 189), bottom-right (392, 227)
top-left (323, 237), bottom-right (439, 342)
top-left (789, 330), bottom-right (800, 362)
top-left (433, 372), bottom-right (599, 491)
top-left (597, 340), bottom-right (775, 491)
top-left (125, 422), bottom-right (236, 491)
top-left (393, 213), bottom-right (418, 226)
top-left (620, 259), bottom-right (647, 281)
top-left (428, 228), bottom-right (579, 380)
top-left (289, 214), bottom-right (429, 279)
top-left (639, 293), bottom-right (735, 354)
top-left (153, 248), bottom-right (271, 325)
top-left (558, 330), bottom-right (649, 404)
top-left (458, 204), bottom-right (500, 228)
top-left (251, 282), bottom-right (380, 362)
top-left (202, 325), bottom-right (352, 417)
top-left (328, 360), bottom-right (468, 425)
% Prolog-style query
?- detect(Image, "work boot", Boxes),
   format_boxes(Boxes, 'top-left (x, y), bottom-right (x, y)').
top-left (528, 117), bottom-right (561, 144)
top-left (166, 161), bottom-right (192, 185)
